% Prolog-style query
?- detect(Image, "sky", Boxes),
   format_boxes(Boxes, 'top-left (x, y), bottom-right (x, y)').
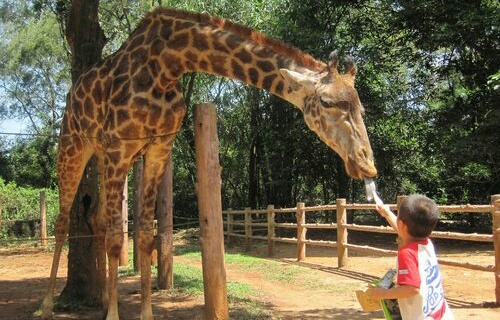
top-left (0, 118), bottom-right (26, 141)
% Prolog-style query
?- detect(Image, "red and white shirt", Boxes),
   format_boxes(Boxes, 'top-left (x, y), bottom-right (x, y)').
top-left (397, 238), bottom-right (454, 320)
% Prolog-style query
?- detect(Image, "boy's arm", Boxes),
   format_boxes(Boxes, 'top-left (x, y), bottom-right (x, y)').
top-left (369, 284), bottom-right (419, 300)
top-left (376, 203), bottom-right (398, 232)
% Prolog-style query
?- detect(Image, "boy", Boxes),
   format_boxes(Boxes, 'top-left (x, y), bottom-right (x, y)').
top-left (369, 194), bottom-right (454, 320)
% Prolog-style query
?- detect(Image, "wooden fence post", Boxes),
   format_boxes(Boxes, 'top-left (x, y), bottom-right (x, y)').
top-left (296, 202), bottom-right (306, 261)
top-left (245, 207), bottom-right (252, 251)
top-left (336, 198), bottom-right (347, 267)
top-left (226, 208), bottom-right (232, 246)
top-left (492, 194), bottom-right (500, 306)
top-left (39, 191), bottom-right (47, 247)
top-left (267, 205), bottom-right (275, 257)
top-left (194, 103), bottom-right (229, 320)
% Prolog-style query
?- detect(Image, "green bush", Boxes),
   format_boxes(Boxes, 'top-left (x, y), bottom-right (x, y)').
top-left (0, 177), bottom-right (59, 237)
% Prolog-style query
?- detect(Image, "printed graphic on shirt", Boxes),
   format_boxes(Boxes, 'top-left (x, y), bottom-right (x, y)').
top-left (423, 259), bottom-right (445, 315)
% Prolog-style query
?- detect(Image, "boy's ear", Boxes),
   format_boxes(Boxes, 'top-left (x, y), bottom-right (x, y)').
top-left (397, 218), bottom-right (406, 231)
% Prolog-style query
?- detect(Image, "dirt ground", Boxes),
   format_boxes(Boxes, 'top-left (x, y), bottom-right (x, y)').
top-left (0, 235), bottom-right (498, 319)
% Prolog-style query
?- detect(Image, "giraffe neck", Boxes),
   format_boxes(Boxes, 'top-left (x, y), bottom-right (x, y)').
top-left (123, 8), bottom-right (326, 105)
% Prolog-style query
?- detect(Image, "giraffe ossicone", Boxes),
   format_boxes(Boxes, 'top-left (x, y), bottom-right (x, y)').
top-left (41, 7), bottom-right (376, 320)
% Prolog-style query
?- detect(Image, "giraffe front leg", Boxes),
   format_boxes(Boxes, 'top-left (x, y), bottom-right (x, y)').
top-left (93, 176), bottom-right (109, 312)
top-left (40, 215), bottom-right (69, 319)
top-left (42, 135), bottom-right (91, 319)
top-left (95, 223), bottom-right (108, 311)
top-left (105, 228), bottom-right (123, 320)
top-left (138, 228), bottom-right (155, 320)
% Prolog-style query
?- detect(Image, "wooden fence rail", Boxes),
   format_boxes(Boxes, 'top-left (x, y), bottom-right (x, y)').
top-left (223, 194), bottom-right (500, 305)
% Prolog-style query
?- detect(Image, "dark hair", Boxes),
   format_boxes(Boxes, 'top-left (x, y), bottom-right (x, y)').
top-left (398, 194), bottom-right (439, 238)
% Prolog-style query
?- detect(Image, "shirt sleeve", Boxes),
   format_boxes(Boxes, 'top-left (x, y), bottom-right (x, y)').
top-left (397, 246), bottom-right (420, 288)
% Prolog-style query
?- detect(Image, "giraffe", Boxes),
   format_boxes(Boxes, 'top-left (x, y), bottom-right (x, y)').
top-left (41, 7), bottom-right (377, 320)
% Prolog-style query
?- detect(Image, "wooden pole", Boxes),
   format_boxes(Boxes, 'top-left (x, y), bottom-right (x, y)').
top-left (40, 191), bottom-right (47, 247)
top-left (157, 157), bottom-right (174, 290)
top-left (133, 158), bottom-right (144, 272)
top-left (492, 194), bottom-right (500, 306)
top-left (245, 207), bottom-right (252, 251)
top-left (194, 103), bottom-right (229, 319)
top-left (119, 176), bottom-right (129, 266)
top-left (226, 209), bottom-right (233, 246)
top-left (336, 198), bottom-right (347, 267)
top-left (151, 220), bottom-right (158, 266)
top-left (267, 205), bottom-right (275, 257)
top-left (296, 202), bottom-right (306, 261)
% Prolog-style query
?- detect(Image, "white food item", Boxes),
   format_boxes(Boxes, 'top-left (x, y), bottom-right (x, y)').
top-left (364, 178), bottom-right (384, 205)
top-left (364, 178), bottom-right (376, 201)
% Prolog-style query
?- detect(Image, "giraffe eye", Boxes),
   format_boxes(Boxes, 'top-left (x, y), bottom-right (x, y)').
top-left (319, 97), bottom-right (336, 108)
top-left (320, 97), bottom-right (350, 111)
top-left (336, 101), bottom-right (351, 111)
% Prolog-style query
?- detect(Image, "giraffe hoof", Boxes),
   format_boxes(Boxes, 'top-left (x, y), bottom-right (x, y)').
top-left (39, 309), bottom-right (54, 320)
top-left (39, 298), bottom-right (54, 319)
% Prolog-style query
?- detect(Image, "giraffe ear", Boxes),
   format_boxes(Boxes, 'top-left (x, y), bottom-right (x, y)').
top-left (279, 69), bottom-right (316, 94)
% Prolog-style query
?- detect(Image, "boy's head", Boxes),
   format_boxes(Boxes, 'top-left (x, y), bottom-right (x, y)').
top-left (397, 194), bottom-right (439, 238)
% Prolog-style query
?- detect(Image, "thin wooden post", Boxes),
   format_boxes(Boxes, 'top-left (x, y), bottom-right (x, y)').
top-left (133, 158), bottom-right (144, 272)
top-left (245, 207), bottom-right (252, 251)
top-left (226, 209), bottom-right (233, 246)
top-left (157, 157), bottom-right (174, 289)
top-left (296, 202), bottom-right (306, 261)
top-left (336, 198), bottom-right (347, 267)
top-left (492, 194), bottom-right (500, 306)
top-left (119, 177), bottom-right (129, 266)
top-left (194, 103), bottom-right (229, 320)
top-left (267, 205), bottom-right (275, 257)
top-left (39, 191), bottom-right (47, 247)
top-left (151, 220), bottom-right (158, 266)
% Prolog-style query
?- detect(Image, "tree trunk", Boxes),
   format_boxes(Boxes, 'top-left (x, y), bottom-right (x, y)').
top-left (58, 0), bottom-right (106, 307)
top-left (59, 158), bottom-right (99, 305)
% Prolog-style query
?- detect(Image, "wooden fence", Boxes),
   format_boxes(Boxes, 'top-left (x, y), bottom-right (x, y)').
top-left (223, 195), bottom-right (500, 305)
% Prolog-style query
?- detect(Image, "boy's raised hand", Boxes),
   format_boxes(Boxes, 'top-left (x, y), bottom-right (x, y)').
top-left (376, 203), bottom-right (391, 218)
top-left (373, 196), bottom-right (398, 232)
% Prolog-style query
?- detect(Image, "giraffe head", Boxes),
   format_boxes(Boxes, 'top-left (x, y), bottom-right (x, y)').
top-left (280, 51), bottom-right (377, 180)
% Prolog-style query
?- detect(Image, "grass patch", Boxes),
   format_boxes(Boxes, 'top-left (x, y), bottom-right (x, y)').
top-left (172, 261), bottom-right (204, 295)
top-left (173, 261), bottom-right (256, 299)
top-left (224, 252), bottom-right (301, 282)
top-left (177, 249), bottom-right (302, 284)
top-left (174, 244), bottom-right (201, 259)
top-left (173, 260), bottom-right (272, 319)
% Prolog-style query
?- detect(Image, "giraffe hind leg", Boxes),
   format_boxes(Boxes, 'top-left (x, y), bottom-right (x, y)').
top-left (138, 142), bottom-right (175, 320)
top-left (102, 158), bottom-right (139, 320)
top-left (40, 137), bottom-right (93, 319)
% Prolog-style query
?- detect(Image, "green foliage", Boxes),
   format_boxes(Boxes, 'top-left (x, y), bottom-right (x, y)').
top-left (6, 134), bottom-right (58, 188)
top-left (0, 177), bottom-right (59, 236)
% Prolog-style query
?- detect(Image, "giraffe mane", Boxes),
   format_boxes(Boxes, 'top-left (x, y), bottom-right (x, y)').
top-left (147, 7), bottom-right (326, 72)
